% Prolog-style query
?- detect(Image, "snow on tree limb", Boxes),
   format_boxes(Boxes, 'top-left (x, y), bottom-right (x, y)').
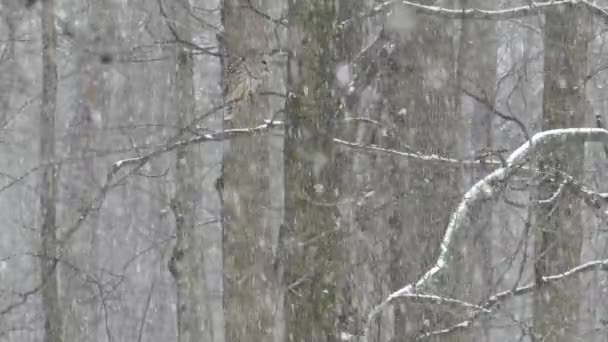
top-left (111, 122), bottom-right (275, 174)
top-left (60, 122), bottom-right (276, 246)
top-left (413, 0), bottom-right (608, 22)
top-left (367, 1), bottom-right (608, 24)
top-left (395, 293), bottom-right (492, 313)
top-left (334, 138), bottom-right (504, 167)
top-left (417, 258), bottom-right (608, 340)
top-left (364, 128), bottom-right (608, 335)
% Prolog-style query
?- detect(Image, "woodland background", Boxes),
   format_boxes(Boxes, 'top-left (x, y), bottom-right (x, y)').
top-left (1, 0), bottom-right (608, 341)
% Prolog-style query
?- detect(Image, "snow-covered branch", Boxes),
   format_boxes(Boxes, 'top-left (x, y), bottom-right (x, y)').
top-left (396, 293), bottom-right (491, 314)
top-left (393, 0), bottom-right (608, 24)
top-left (364, 128), bottom-right (608, 335)
top-left (418, 258), bottom-right (608, 340)
top-left (339, 1), bottom-right (608, 55)
top-left (334, 138), bottom-right (504, 167)
top-left (111, 122), bottom-right (277, 173)
top-left (59, 122), bottom-right (278, 246)
top-left (537, 178), bottom-right (568, 204)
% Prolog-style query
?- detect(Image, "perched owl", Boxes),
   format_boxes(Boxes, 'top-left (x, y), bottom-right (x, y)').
top-left (224, 51), bottom-right (269, 104)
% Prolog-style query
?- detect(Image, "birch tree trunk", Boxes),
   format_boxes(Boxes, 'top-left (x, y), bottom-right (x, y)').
top-left (165, 1), bottom-right (211, 340)
top-left (532, 6), bottom-right (591, 341)
top-left (39, 0), bottom-right (63, 341)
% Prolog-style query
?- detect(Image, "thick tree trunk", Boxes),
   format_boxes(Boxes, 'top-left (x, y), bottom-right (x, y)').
top-left (166, 1), bottom-right (211, 341)
top-left (220, 0), bottom-right (275, 340)
top-left (532, 6), bottom-right (590, 342)
top-left (377, 6), bottom-right (463, 341)
top-left (39, 0), bottom-right (63, 341)
top-left (333, 0), bottom-right (372, 339)
top-left (282, 1), bottom-right (344, 340)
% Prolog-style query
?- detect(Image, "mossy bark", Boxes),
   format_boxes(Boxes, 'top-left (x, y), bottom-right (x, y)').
top-left (283, 0), bottom-right (345, 340)
top-left (39, 0), bottom-right (63, 341)
top-left (532, 6), bottom-right (590, 341)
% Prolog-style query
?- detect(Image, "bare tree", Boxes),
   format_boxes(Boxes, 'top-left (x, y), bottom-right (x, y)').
top-left (5, 1), bottom-right (608, 341)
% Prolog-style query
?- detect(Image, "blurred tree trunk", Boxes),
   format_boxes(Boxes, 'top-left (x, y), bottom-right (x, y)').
top-left (0, 1), bottom-right (16, 124)
top-left (532, 6), bottom-right (590, 342)
top-left (459, 0), bottom-right (497, 339)
top-left (333, 0), bottom-right (373, 338)
top-left (60, 1), bottom-right (117, 339)
top-left (282, 0), bottom-right (344, 340)
top-left (376, 4), bottom-right (463, 340)
top-left (220, 0), bottom-right (275, 340)
top-left (165, 1), bottom-right (211, 341)
top-left (39, 0), bottom-right (63, 341)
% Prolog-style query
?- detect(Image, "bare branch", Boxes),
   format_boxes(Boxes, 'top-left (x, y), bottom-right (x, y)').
top-left (110, 122), bottom-right (274, 172)
top-left (340, 1), bottom-right (608, 31)
top-left (137, 279), bottom-right (156, 342)
top-left (396, 0), bottom-right (608, 24)
top-left (396, 293), bottom-right (492, 313)
top-left (335, 138), bottom-right (504, 166)
top-left (537, 178), bottom-right (568, 204)
top-left (364, 128), bottom-right (608, 335)
top-left (464, 88), bottom-right (531, 142)
top-left (418, 258), bottom-right (608, 340)
top-left (58, 122), bottom-right (276, 247)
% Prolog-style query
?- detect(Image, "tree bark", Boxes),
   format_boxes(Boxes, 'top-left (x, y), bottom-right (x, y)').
top-left (533, 5), bottom-right (590, 342)
top-left (459, 0), bottom-right (498, 339)
top-left (282, 0), bottom-right (345, 340)
top-left (333, 0), bottom-right (373, 338)
top-left (377, 4), bottom-right (463, 340)
top-left (220, 0), bottom-right (275, 340)
top-left (165, 1), bottom-right (211, 341)
top-left (39, 0), bottom-right (63, 341)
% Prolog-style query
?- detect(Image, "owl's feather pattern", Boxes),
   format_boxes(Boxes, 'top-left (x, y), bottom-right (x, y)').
top-left (224, 53), bottom-right (268, 104)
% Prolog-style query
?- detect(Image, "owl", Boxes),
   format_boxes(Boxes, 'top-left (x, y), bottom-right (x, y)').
top-left (224, 51), bottom-right (269, 104)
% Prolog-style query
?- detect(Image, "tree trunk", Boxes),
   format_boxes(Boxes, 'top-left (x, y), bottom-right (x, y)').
top-left (283, 0), bottom-right (344, 340)
top-left (333, 0), bottom-right (373, 338)
top-left (39, 0), bottom-right (63, 341)
top-left (60, 2), bottom-right (116, 339)
top-left (166, 1), bottom-right (211, 340)
top-left (460, 0), bottom-right (498, 339)
top-left (378, 5), bottom-right (463, 340)
top-left (220, 0), bottom-right (275, 340)
top-left (532, 6), bottom-right (590, 342)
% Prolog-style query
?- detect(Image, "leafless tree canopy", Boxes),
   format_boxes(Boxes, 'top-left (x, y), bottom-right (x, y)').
top-left (1, 0), bottom-right (608, 341)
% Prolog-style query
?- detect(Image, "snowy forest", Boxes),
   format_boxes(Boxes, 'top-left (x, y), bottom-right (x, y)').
top-left (2, 0), bottom-right (608, 341)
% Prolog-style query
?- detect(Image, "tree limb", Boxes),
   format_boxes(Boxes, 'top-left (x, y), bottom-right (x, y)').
top-left (417, 258), bottom-right (608, 340)
top-left (393, 0), bottom-right (608, 24)
top-left (364, 128), bottom-right (608, 335)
